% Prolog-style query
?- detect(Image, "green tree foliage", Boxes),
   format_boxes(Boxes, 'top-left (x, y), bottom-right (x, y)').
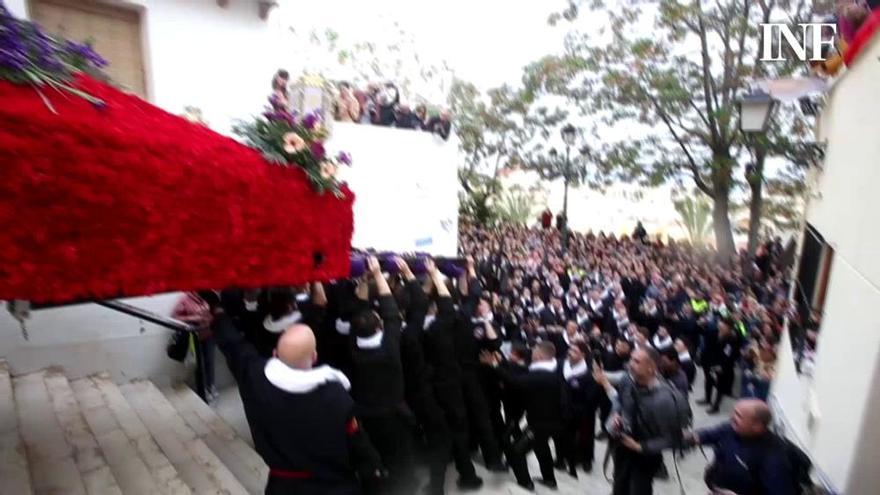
top-left (527, 0), bottom-right (823, 260)
top-left (674, 196), bottom-right (713, 246)
top-left (494, 185), bottom-right (541, 226)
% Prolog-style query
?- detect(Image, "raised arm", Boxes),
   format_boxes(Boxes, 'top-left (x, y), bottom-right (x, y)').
top-left (212, 309), bottom-right (264, 385)
top-left (368, 256), bottom-right (401, 345)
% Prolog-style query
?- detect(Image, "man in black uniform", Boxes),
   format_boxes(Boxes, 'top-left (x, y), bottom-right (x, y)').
top-left (349, 256), bottom-right (416, 494)
top-left (482, 341), bottom-right (571, 491)
top-left (454, 258), bottom-right (506, 472)
top-left (213, 301), bottom-right (383, 494)
top-left (421, 261), bottom-right (485, 490)
top-left (699, 318), bottom-right (741, 414)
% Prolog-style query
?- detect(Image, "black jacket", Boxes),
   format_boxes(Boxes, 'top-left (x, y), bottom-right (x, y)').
top-left (213, 315), bottom-right (380, 483)
top-left (349, 295), bottom-right (406, 416)
top-left (423, 296), bottom-right (462, 388)
top-left (494, 362), bottom-right (569, 432)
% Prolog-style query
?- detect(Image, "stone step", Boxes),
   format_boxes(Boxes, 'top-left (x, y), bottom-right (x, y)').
top-left (163, 384), bottom-right (267, 494)
top-left (71, 374), bottom-right (189, 495)
top-left (13, 370), bottom-right (87, 495)
top-left (0, 360), bottom-right (32, 495)
top-left (121, 380), bottom-right (249, 495)
top-left (43, 368), bottom-right (122, 495)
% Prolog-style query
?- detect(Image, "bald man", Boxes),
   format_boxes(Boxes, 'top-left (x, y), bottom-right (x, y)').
top-left (687, 399), bottom-right (796, 495)
top-left (212, 302), bottom-right (382, 495)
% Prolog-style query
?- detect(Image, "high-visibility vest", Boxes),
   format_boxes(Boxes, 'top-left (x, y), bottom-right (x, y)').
top-left (691, 299), bottom-right (709, 314)
top-left (735, 321), bottom-right (747, 337)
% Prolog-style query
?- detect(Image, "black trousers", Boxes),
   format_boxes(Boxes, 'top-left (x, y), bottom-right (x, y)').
top-left (407, 386), bottom-right (453, 492)
top-left (460, 369), bottom-right (503, 465)
top-left (265, 477), bottom-right (360, 495)
top-left (612, 446), bottom-right (661, 495)
top-left (433, 382), bottom-right (479, 481)
top-left (508, 427), bottom-right (568, 485)
top-left (360, 412), bottom-right (416, 495)
top-left (479, 368), bottom-right (506, 444)
top-left (569, 406), bottom-right (597, 468)
top-left (702, 366), bottom-right (732, 409)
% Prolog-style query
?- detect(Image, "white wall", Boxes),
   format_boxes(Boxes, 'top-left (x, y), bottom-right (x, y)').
top-left (770, 32), bottom-right (880, 494)
top-left (330, 122), bottom-right (460, 256)
top-left (138, 0), bottom-right (288, 135)
top-left (0, 295), bottom-right (185, 384)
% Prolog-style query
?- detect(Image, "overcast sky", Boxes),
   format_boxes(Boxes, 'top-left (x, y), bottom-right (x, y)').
top-left (278, 0), bottom-right (571, 92)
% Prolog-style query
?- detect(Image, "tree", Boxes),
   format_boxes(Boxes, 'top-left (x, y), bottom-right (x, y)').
top-left (529, 0), bottom-right (822, 261)
top-left (674, 196), bottom-right (714, 246)
top-left (494, 185), bottom-right (541, 226)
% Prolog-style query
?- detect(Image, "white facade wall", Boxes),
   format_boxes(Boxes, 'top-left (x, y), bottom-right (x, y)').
top-left (770, 32), bottom-right (880, 494)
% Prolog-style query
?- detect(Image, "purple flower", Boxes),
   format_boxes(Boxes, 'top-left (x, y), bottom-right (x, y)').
top-left (302, 112), bottom-right (319, 131)
top-left (336, 151), bottom-right (352, 166)
top-left (262, 109), bottom-right (294, 123)
top-left (310, 141), bottom-right (326, 161)
top-left (64, 40), bottom-right (108, 68)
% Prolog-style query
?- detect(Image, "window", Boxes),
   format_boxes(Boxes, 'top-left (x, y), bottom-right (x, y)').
top-left (30, 0), bottom-right (147, 97)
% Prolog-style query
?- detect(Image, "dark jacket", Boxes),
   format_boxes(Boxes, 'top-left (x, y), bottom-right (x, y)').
top-left (698, 424), bottom-right (795, 495)
top-left (349, 295), bottom-right (405, 416)
top-left (423, 296), bottom-right (462, 388)
top-left (213, 315), bottom-right (380, 485)
top-left (494, 361), bottom-right (569, 432)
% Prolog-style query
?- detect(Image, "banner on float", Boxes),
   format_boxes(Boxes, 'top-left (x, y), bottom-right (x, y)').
top-left (329, 122), bottom-right (460, 256)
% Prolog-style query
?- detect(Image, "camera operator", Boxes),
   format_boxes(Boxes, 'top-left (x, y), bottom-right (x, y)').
top-left (594, 347), bottom-right (691, 495)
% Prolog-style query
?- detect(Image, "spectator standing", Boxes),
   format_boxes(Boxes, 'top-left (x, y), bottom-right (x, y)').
top-left (686, 399), bottom-right (798, 495)
top-left (425, 109), bottom-right (453, 140)
top-left (334, 82), bottom-right (361, 122)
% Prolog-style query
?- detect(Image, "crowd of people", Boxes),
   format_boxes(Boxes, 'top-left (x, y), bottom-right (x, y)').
top-left (269, 69), bottom-right (453, 140)
top-left (178, 219), bottom-right (808, 494)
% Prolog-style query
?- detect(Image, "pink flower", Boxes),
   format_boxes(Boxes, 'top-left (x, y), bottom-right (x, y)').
top-left (283, 132), bottom-right (306, 153)
top-left (320, 161), bottom-right (338, 179)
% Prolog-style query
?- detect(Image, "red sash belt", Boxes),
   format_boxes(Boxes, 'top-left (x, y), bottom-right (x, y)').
top-left (269, 468), bottom-right (313, 479)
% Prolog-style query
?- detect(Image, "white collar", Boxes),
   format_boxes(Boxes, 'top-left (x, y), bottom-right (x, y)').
top-left (563, 359), bottom-right (588, 380)
top-left (263, 312), bottom-right (302, 333)
top-left (529, 358), bottom-right (558, 373)
top-left (563, 332), bottom-right (573, 346)
top-left (678, 351), bottom-right (692, 362)
top-left (335, 318), bottom-right (351, 335)
top-left (423, 315), bottom-right (437, 330)
top-left (264, 359), bottom-right (350, 393)
top-left (653, 334), bottom-right (673, 349)
top-left (295, 293), bottom-right (309, 303)
top-left (356, 331), bottom-right (383, 349)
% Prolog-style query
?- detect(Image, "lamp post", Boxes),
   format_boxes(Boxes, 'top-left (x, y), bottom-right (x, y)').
top-left (738, 89), bottom-right (776, 133)
top-left (560, 124), bottom-right (577, 252)
top-left (738, 89), bottom-right (777, 257)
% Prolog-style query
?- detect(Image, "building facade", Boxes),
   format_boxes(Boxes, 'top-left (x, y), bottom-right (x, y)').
top-left (770, 27), bottom-right (880, 495)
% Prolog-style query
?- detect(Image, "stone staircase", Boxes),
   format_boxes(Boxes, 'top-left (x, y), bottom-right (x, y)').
top-left (0, 359), bottom-right (268, 495)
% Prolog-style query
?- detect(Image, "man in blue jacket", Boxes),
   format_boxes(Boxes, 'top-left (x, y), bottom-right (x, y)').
top-left (687, 399), bottom-right (795, 495)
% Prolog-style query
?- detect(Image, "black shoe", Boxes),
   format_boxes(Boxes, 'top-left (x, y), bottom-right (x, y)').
top-left (553, 459), bottom-right (566, 471)
top-left (708, 406), bottom-right (721, 414)
top-left (568, 466), bottom-right (579, 479)
top-left (538, 478), bottom-right (558, 490)
top-left (595, 431), bottom-right (609, 441)
top-left (456, 476), bottom-right (483, 491)
top-left (486, 461), bottom-right (507, 473)
top-left (582, 461), bottom-right (593, 474)
top-left (696, 398), bottom-right (711, 405)
top-left (517, 480), bottom-right (535, 491)
top-left (655, 463), bottom-right (669, 480)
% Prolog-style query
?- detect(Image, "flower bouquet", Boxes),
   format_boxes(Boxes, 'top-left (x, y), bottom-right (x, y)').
top-left (233, 108), bottom-right (352, 196)
top-left (0, 2), bottom-right (108, 110)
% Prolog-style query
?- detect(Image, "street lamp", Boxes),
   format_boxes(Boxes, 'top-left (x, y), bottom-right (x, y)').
top-left (738, 89), bottom-right (777, 133)
top-left (560, 124), bottom-right (578, 251)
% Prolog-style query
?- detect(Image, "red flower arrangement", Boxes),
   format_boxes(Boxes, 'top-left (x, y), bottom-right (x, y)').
top-left (0, 75), bottom-right (354, 303)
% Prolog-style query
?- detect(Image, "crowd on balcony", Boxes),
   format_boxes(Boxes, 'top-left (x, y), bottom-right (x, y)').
top-left (268, 69), bottom-right (452, 141)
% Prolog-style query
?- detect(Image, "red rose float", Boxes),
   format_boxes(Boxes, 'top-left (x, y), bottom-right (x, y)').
top-left (0, 74), bottom-right (354, 303)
